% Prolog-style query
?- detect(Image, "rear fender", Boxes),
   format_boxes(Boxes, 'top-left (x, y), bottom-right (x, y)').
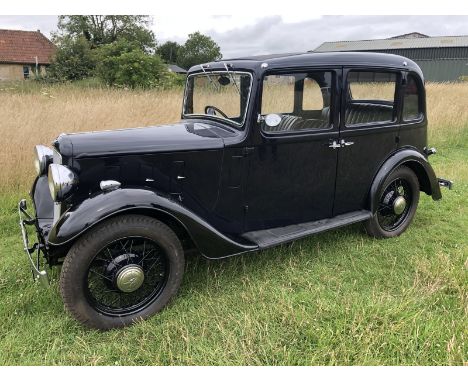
top-left (369, 148), bottom-right (442, 214)
top-left (47, 188), bottom-right (257, 259)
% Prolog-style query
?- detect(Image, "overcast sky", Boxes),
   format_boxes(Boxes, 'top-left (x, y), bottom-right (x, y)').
top-left (1, 15), bottom-right (467, 57)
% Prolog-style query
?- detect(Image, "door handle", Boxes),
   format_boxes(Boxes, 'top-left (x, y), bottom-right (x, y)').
top-left (329, 139), bottom-right (354, 149)
top-left (340, 139), bottom-right (354, 147)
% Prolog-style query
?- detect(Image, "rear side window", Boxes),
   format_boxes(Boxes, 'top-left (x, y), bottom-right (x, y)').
top-left (346, 71), bottom-right (397, 126)
top-left (403, 74), bottom-right (422, 121)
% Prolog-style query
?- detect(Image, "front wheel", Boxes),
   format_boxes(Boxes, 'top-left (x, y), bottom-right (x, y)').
top-left (59, 215), bottom-right (184, 330)
top-left (365, 166), bottom-right (420, 238)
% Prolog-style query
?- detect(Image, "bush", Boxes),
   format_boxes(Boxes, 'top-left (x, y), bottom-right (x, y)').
top-left (47, 36), bottom-right (95, 81)
top-left (94, 39), bottom-right (174, 89)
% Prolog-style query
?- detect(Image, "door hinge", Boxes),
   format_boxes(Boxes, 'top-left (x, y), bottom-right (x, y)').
top-left (329, 140), bottom-right (340, 149)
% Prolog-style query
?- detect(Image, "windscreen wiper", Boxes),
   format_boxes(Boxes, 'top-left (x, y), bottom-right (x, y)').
top-left (200, 64), bottom-right (219, 92)
top-left (224, 63), bottom-right (240, 95)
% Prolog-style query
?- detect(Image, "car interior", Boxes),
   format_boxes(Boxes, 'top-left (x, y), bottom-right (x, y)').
top-left (262, 70), bottom-right (396, 132)
top-left (262, 74), bottom-right (332, 133)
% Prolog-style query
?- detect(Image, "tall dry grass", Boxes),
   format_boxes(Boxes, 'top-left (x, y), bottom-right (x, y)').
top-left (0, 85), bottom-right (183, 193)
top-left (425, 83), bottom-right (468, 147)
top-left (0, 82), bottom-right (467, 193)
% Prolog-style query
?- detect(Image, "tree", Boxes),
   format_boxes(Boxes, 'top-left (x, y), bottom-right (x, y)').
top-left (156, 41), bottom-right (181, 64)
top-left (94, 39), bottom-right (170, 88)
top-left (177, 32), bottom-right (222, 69)
top-left (47, 36), bottom-right (95, 81)
top-left (55, 15), bottom-right (156, 51)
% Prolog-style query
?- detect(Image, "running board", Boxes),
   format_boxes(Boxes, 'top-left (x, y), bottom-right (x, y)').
top-left (241, 210), bottom-right (372, 249)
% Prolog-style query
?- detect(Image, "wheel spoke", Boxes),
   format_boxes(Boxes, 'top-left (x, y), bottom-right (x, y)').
top-left (94, 255), bottom-right (110, 264)
top-left (145, 257), bottom-right (162, 274)
top-left (105, 248), bottom-right (114, 261)
top-left (141, 256), bottom-right (160, 262)
top-left (139, 248), bottom-right (156, 264)
top-left (378, 204), bottom-right (391, 214)
top-left (102, 288), bottom-right (119, 293)
top-left (89, 268), bottom-right (113, 282)
top-left (120, 239), bottom-right (130, 252)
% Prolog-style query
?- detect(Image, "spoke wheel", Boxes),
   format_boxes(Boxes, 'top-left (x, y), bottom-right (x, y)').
top-left (60, 215), bottom-right (184, 330)
top-left (86, 236), bottom-right (169, 316)
top-left (376, 178), bottom-right (412, 232)
top-left (365, 166), bottom-right (419, 239)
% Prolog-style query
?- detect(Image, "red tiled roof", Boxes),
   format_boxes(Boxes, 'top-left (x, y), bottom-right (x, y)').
top-left (0, 29), bottom-right (55, 65)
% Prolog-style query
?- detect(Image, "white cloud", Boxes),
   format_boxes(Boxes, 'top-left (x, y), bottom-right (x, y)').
top-left (1, 15), bottom-right (467, 58)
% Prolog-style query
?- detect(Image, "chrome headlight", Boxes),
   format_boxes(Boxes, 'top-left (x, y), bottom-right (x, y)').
top-left (34, 145), bottom-right (54, 176)
top-left (48, 164), bottom-right (77, 201)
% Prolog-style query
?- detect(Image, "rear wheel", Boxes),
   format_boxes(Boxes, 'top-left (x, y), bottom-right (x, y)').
top-left (365, 166), bottom-right (420, 238)
top-left (59, 215), bottom-right (184, 330)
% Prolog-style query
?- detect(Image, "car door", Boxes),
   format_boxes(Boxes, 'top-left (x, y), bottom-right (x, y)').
top-left (244, 69), bottom-right (340, 231)
top-left (334, 68), bottom-right (402, 215)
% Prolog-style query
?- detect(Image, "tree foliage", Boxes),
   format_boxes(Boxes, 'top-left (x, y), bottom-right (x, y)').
top-left (94, 39), bottom-right (174, 89)
top-left (47, 36), bottom-right (95, 81)
top-left (47, 17), bottom-right (222, 87)
top-left (55, 15), bottom-right (156, 51)
top-left (156, 41), bottom-right (181, 64)
top-left (177, 32), bottom-right (222, 69)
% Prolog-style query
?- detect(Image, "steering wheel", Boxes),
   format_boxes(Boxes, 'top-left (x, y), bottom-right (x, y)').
top-left (205, 105), bottom-right (229, 119)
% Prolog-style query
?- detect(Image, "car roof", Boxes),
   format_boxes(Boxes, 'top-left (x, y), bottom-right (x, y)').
top-left (187, 51), bottom-right (423, 79)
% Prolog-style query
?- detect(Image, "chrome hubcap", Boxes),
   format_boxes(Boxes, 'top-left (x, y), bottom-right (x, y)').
top-left (116, 265), bottom-right (145, 293)
top-left (393, 196), bottom-right (407, 215)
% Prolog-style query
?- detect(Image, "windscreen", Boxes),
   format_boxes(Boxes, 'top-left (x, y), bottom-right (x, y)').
top-left (183, 72), bottom-right (252, 127)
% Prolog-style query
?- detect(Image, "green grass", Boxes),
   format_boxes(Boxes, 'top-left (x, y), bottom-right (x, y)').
top-left (0, 122), bottom-right (467, 366)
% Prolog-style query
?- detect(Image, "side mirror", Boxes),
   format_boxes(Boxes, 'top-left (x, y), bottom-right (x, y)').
top-left (264, 114), bottom-right (282, 127)
top-left (206, 107), bottom-right (216, 115)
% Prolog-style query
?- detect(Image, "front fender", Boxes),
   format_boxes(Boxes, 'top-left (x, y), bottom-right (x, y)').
top-left (48, 188), bottom-right (257, 259)
top-left (369, 148), bottom-right (442, 213)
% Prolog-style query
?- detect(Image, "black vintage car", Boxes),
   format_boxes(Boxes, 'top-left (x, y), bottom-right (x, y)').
top-left (19, 52), bottom-right (452, 329)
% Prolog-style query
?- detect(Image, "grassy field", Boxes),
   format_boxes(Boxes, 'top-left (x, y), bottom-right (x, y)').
top-left (0, 82), bottom-right (466, 365)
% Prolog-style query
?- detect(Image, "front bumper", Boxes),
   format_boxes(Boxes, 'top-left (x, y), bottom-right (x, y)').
top-left (18, 199), bottom-right (49, 287)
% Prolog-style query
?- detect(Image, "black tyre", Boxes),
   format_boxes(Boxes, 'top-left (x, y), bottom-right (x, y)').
top-left (365, 166), bottom-right (420, 238)
top-left (59, 214), bottom-right (184, 330)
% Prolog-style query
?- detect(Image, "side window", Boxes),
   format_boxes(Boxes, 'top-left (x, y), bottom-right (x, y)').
top-left (403, 74), bottom-right (422, 121)
top-left (346, 71), bottom-right (397, 126)
top-left (261, 72), bottom-right (333, 133)
top-left (261, 75), bottom-right (295, 114)
top-left (302, 77), bottom-right (324, 110)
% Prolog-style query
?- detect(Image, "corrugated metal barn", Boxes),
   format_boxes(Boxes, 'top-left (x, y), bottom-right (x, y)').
top-left (314, 33), bottom-right (468, 82)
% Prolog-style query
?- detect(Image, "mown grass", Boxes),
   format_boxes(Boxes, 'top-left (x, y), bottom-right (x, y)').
top-left (0, 82), bottom-right (466, 365)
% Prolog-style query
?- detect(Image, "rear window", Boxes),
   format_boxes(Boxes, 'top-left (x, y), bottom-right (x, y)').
top-left (348, 71), bottom-right (396, 102)
top-left (346, 71), bottom-right (397, 126)
top-left (403, 74), bottom-right (422, 121)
